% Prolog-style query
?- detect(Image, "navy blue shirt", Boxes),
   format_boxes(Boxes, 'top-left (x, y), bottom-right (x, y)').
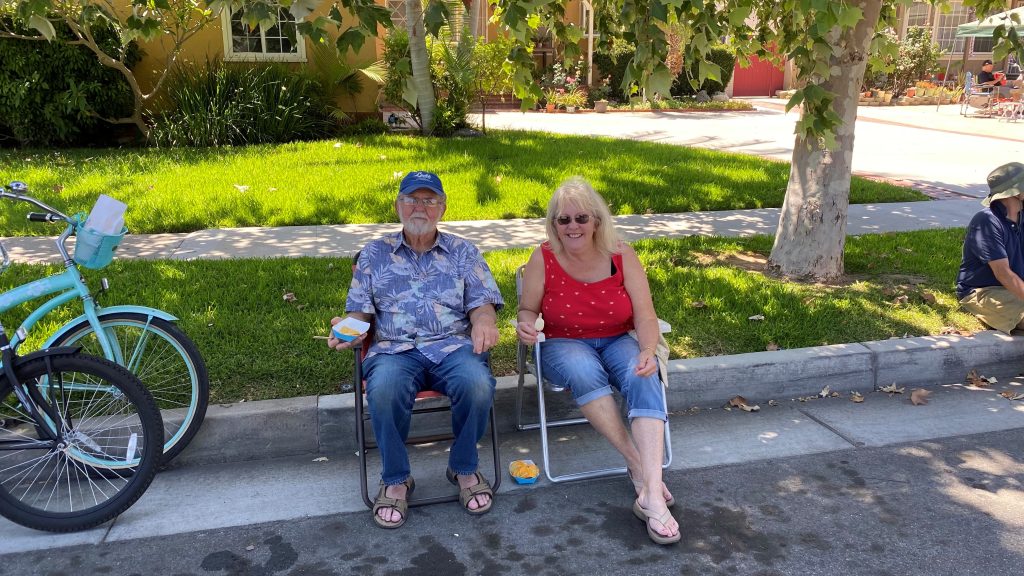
top-left (956, 201), bottom-right (1024, 299)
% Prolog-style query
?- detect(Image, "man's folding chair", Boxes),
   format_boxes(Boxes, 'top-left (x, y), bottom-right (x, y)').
top-left (513, 265), bottom-right (672, 484)
top-left (348, 254), bottom-right (501, 509)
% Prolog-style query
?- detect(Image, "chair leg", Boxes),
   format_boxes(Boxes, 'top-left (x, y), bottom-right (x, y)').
top-left (534, 341), bottom-right (673, 484)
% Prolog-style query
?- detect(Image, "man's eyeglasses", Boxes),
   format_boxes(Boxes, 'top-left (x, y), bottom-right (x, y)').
top-left (398, 196), bottom-right (443, 207)
top-left (554, 214), bottom-right (592, 226)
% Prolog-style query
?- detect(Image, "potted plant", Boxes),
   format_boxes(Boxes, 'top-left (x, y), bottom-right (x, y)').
top-left (562, 87), bottom-right (587, 113)
top-left (543, 88), bottom-right (558, 112)
top-left (594, 99), bottom-right (609, 113)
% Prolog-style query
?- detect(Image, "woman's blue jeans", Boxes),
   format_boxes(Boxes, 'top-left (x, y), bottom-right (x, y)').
top-left (363, 345), bottom-right (495, 486)
top-left (540, 333), bottom-right (666, 421)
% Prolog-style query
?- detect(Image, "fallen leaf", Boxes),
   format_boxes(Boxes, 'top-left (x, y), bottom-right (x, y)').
top-left (312, 456), bottom-right (329, 462)
top-left (940, 326), bottom-right (973, 336)
top-left (797, 396), bottom-right (815, 402)
top-left (233, 184), bottom-right (249, 193)
top-left (999, 391), bottom-right (1024, 401)
top-left (910, 388), bottom-right (931, 405)
top-left (966, 369), bottom-right (991, 388)
top-left (830, 391), bottom-right (840, 398)
top-left (727, 395), bottom-right (761, 412)
top-left (878, 383), bottom-right (905, 394)
top-left (283, 292), bottom-right (297, 302)
top-left (898, 247), bottom-right (913, 253)
top-left (766, 342), bottom-right (780, 351)
top-left (768, 399), bottom-right (779, 407)
top-left (920, 291), bottom-right (937, 304)
top-left (891, 295), bottom-right (909, 305)
top-left (354, 142), bottom-right (363, 148)
top-left (818, 385), bottom-right (831, 398)
top-left (748, 314), bottom-right (765, 321)
top-left (295, 304), bottom-right (307, 311)
top-left (333, 142), bottom-right (342, 148)
top-left (495, 175), bottom-right (503, 183)
top-left (801, 296), bottom-right (816, 306)
top-left (691, 300), bottom-right (706, 308)
top-left (246, 545), bottom-right (256, 551)
top-left (850, 392), bottom-right (865, 403)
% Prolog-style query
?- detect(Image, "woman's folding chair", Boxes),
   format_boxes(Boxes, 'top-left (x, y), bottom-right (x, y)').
top-left (348, 253), bottom-right (501, 509)
top-left (513, 265), bottom-right (672, 484)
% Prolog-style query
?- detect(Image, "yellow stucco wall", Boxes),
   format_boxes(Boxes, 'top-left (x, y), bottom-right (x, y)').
top-left (131, 3), bottom-right (382, 114)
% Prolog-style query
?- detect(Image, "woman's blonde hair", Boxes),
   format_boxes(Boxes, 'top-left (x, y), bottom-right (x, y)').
top-left (545, 177), bottom-right (620, 256)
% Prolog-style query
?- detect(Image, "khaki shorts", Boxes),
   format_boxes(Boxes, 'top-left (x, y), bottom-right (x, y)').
top-left (959, 286), bottom-right (1024, 334)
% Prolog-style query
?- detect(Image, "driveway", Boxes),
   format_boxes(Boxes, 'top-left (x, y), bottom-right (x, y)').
top-left (474, 101), bottom-right (1024, 198)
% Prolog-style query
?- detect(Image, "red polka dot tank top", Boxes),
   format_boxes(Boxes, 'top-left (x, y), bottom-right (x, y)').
top-left (540, 242), bottom-right (634, 339)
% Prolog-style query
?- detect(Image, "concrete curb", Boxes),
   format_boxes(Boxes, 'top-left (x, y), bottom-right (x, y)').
top-left (168, 330), bottom-right (1024, 469)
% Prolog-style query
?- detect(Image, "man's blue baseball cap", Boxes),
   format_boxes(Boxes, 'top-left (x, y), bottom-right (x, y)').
top-left (399, 171), bottom-right (445, 199)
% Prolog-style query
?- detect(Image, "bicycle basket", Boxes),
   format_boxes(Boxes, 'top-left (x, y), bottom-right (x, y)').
top-left (74, 221), bottom-right (127, 270)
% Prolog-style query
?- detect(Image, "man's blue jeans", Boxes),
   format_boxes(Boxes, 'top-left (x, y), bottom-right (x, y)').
top-left (363, 345), bottom-right (495, 485)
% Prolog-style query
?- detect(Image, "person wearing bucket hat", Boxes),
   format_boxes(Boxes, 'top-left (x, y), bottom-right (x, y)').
top-left (956, 162), bottom-right (1024, 333)
top-left (326, 170), bottom-right (504, 528)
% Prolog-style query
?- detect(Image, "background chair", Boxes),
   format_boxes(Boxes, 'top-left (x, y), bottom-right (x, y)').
top-left (513, 265), bottom-right (672, 484)
top-left (349, 255), bottom-right (501, 509)
top-left (961, 71), bottom-right (994, 116)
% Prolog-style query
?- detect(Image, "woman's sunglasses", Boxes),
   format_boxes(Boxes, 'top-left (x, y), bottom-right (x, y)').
top-left (554, 214), bottom-right (592, 226)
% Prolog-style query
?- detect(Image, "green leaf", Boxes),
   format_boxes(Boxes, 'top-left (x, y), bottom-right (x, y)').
top-left (785, 89), bottom-right (805, 113)
top-left (336, 27), bottom-right (366, 55)
top-left (28, 14), bottom-right (55, 41)
top-left (647, 64), bottom-right (673, 97)
top-left (697, 60), bottom-right (721, 84)
top-left (836, 6), bottom-right (863, 29)
top-left (401, 77), bottom-right (418, 108)
top-left (424, 0), bottom-right (451, 37)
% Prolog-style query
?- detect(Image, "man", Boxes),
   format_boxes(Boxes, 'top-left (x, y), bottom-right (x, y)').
top-left (328, 171), bottom-right (503, 529)
top-left (977, 59), bottom-right (1013, 97)
top-left (957, 162), bottom-right (1024, 333)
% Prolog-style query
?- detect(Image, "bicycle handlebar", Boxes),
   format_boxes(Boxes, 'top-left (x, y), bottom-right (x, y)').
top-left (0, 181), bottom-right (76, 270)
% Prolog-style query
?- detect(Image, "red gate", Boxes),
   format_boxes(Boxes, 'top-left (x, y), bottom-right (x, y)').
top-left (732, 55), bottom-right (785, 97)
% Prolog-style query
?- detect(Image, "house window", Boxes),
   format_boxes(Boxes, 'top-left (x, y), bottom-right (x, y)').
top-left (905, 1), bottom-right (929, 32)
top-left (386, 0), bottom-right (407, 30)
top-left (222, 6), bottom-right (306, 62)
top-left (935, 1), bottom-right (969, 53)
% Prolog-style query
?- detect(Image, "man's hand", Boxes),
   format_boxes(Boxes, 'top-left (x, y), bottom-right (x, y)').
top-left (327, 316), bottom-right (367, 351)
top-left (471, 319), bottom-right (499, 353)
top-left (468, 304), bottom-right (499, 354)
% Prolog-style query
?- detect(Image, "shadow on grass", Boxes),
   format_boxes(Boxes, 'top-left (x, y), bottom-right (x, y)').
top-left (0, 131), bottom-right (924, 236)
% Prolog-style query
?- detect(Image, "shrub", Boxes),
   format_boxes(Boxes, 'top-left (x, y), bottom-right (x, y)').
top-left (672, 45), bottom-right (736, 97)
top-left (592, 40), bottom-right (635, 100)
top-left (430, 34), bottom-right (475, 136)
top-left (890, 28), bottom-right (941, 97)
top-left (0, 19), bottom-right (139, 147)
top-left (150, 62), bottom-right (332, 147)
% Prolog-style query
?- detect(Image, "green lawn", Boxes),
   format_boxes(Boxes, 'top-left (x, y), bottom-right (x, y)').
top-left (0, 131), bottom-right (924, 236)
top-left (0, 229), bottom-right (978, 404)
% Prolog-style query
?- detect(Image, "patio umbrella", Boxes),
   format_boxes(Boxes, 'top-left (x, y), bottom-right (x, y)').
top-left (955, 6), bottom-right (1024, 38)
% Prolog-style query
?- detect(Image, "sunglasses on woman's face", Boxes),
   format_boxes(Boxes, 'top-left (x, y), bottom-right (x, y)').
top-left (555, 214), bottom-right (592, 226)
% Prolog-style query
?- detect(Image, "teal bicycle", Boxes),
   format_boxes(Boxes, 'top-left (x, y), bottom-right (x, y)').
top-left (0, 181), bottom-right (208, 464)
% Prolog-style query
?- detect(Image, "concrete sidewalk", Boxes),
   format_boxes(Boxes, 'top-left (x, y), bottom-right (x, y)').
top-left (0, 198), bottom-right (977, 264)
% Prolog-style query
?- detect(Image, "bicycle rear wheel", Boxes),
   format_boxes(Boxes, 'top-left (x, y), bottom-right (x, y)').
top-left (51, 313), bottom-right (208, 464)
top-left (0, 353), bottom-right (163, 532)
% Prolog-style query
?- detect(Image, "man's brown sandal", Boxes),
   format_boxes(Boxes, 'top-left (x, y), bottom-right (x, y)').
top-left (446, 468), bottom-right (494, 515)
top-left (372, 476), bottom-right (415, 529)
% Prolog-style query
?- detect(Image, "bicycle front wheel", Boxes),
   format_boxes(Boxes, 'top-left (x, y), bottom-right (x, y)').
top-left (52, 313), bottom-right (209, 464)
top-left (0, 353), bottom-right (163, 532)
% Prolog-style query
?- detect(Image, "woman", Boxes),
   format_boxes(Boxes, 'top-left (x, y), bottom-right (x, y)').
top-left (515, 177), bottom-right (680, 545)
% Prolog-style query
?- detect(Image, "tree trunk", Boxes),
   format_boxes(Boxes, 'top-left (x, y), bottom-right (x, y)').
top-left (406, 0), bottom-right (436, 134)
top-left (468, 0), bottom-right (482, 38)
top-left (768, 0), bottom-right (882, 281)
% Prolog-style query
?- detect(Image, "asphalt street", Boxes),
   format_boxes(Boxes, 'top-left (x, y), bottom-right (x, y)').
top-left (2, 427), bottom-right (1021, 576)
